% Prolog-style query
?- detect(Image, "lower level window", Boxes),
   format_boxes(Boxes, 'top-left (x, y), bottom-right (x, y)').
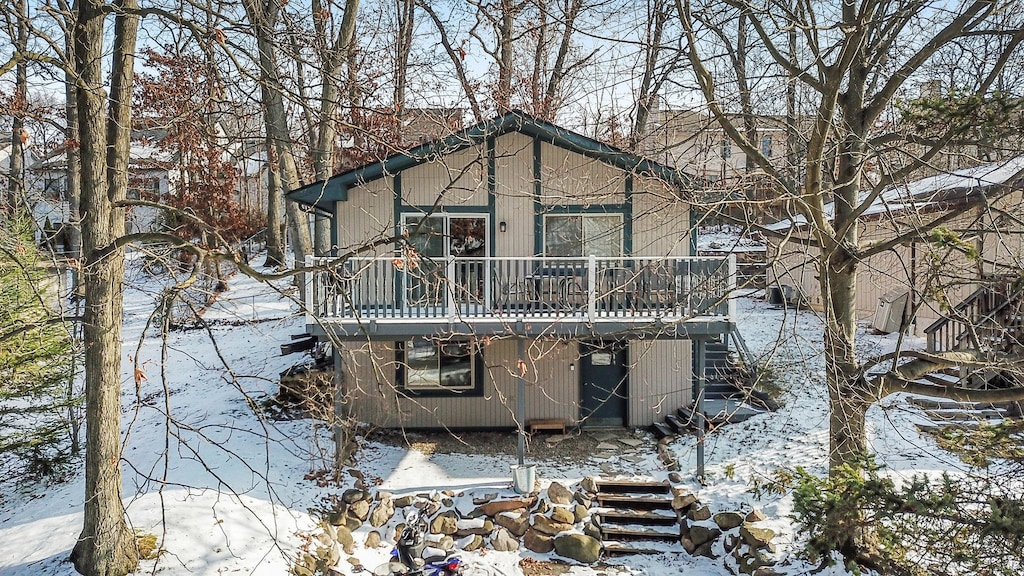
top-left (400, 338), bottom-right (482, 396)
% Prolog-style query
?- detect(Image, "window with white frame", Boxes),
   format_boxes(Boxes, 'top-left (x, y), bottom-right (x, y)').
top-left (543, 214), bottom-right (622, 257)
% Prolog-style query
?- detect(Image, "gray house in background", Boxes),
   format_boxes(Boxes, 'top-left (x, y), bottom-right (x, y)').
top-left (290, 111), bottom-right (737, 431)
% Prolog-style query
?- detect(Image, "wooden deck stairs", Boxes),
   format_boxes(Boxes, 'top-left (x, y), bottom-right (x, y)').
top-left (913, 282), bottom-right (1024, 427)
top-left (652, 328), bottom-right (776, 439)
top-left (591, 479), bottom-right (681, 556)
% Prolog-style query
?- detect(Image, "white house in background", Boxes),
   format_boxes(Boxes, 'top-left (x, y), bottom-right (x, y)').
top-left (28, 140), bottom-right (176, 252)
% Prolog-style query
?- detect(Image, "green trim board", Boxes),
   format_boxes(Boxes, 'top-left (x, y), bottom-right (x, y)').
top-left (288, 110), bottom-right (701, 213)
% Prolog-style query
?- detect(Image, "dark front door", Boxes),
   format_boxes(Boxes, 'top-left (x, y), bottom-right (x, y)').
top-left (580, 341), bottom-right (628, 427)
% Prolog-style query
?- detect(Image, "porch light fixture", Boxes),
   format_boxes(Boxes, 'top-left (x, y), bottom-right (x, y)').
top-left (569, 362), bottom-right (574, 371)
top-left (499, 221), bottom-right (507, 232)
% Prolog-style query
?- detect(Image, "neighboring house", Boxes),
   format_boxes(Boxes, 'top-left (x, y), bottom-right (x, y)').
top-left (289, 110), bottom-right (737, 430)
top-left (29, 140), bottom-right (176, 251)
top-left (766, 157), bottom-right (1024, 332)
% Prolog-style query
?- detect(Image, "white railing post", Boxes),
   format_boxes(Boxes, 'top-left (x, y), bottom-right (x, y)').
top-left (587, 254), bottom-right (597, 322)
top-left (447, 256), bottom-right (457, 320)
top-left (728, 254), bottom-right (737, 320)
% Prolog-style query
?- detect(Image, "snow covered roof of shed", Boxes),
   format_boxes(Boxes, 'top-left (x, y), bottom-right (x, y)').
top-left (765, 156), bottom-right (1024, 232)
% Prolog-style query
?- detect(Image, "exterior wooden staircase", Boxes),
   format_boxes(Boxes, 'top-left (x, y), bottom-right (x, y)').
top-left (652, 328), bottom-right (775, 438)
top-left (912, 282), bottom-right (1024, 425)
top-left (592, 479), bottom-right (681, 556)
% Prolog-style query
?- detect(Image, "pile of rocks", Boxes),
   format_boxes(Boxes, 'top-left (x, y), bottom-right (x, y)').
top-left (291, 478), bottom-right (779, 576)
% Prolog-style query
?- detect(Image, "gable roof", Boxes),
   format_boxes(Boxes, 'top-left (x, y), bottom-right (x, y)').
top-left (765, 156), bottom-right (1024, 232)
top-left (289, 110), bottom-right (699, 214)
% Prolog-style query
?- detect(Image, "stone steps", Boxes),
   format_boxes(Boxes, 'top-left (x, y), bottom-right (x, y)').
top-left (591, 478), bottom-right (682, 557)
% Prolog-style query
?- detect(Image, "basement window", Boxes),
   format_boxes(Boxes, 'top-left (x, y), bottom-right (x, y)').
top-left (399, 338), bottom-right (483, 397)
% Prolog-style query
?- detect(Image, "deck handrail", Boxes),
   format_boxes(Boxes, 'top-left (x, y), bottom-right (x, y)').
top-left (924, 284), bottom-right (1024, 353)
top-left (304, 254), bottom-right (736, 323)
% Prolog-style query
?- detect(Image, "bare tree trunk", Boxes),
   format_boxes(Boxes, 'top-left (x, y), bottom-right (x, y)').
top-left (69, 0), bottom-right (140, 573)
top-left (6, 0), bottom-right (27, 214)
top-left (243, 0), bottom-right (314, 264)
top-left (264, 138), bottom-right (286, 268)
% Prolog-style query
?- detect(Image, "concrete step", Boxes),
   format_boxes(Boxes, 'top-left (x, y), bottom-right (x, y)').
top-left (651, 421), bottom-right (675, 439)
top-left (595, 494), bottom-right (674, 510)
top-left (600, 526), bottom-right (680, 542)
top-left (594, 479), bottom-right (670, 494)
top-left (596, 509), bottom-right (679, 527)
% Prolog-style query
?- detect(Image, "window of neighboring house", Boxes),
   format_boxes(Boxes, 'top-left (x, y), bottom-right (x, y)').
top-left (760, 135), bottom-right (773, 157)
top-left (543, 214), bottom-right (623, 257)
top-left (721, 138), bottom-right (732, 159)
top-left (399, 337), bottom-right (483, 396)
top-left (42, 177), bottom-right (64, 200)
top-left (128, 178), bottom-right (160, 200)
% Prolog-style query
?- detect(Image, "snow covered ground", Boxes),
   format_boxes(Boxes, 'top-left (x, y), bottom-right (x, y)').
top-left (0, 254), bottom-right (968, 576)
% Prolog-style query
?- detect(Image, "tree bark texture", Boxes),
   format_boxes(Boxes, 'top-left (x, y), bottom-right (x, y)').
top-left (69, 0), bottom-right (140, 574)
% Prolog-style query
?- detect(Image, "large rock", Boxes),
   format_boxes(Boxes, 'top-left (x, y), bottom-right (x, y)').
top-left (349, 499), bottom-right (371, 522)
top-left (745, 509), bottom-right (767, 523)
top-left (495, 512), bottom-right (530, 537)
top-left (546, 481), bottom-right (574, 505)
top-left (393, 495), bottom-right (416, 508)
top-left (583, 521), bottom-right (602, 541)
top-left (688, 524), bottom-right (721, 547)
top-left (688, 505), bottom-right (712, 521)
top-left (479, 497), bottom-right (536, 517)
top-left (523, 528), bottom-right (555, 553)
top-left (364, 530), bottom-right (382, 548)
top-left (532, 514), bottom-right (573, 536)
top-left (553, 533), bottom-right (601, 564)
top-left (551, 507), bottom-right (575, 525)
top-left (461, 534), bottom-right (484, 552)
top-left (342, 489), bottom-right (370, 504)
top-left (673, 493), bottom-right (698, 511)
top-left (738, 547), bottom-right (776, 574)
top-left (713, 511), bottom-right (745, 531)
top-left (431, 511), bottom-right (459, 535)
top-left (370, 498), bottom-right (395, 527)
top-left (580, 476), bottom-right (598, 494)
top-left (573, 504), bottom-right (589, 523)
top-left (740, 524), bottom-right (776, 549)
top-left (573, 491), bottom-right (591, 507)
top-left (490, 528), bottom-right (519, 552)
top-left (335, 525), bottom-right (355, 554)
top-left (455, 518), bottom-right (494, 537)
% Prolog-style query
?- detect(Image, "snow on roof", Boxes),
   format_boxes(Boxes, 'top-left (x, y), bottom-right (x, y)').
top-left (766, 156), bottom-right (1024, 231)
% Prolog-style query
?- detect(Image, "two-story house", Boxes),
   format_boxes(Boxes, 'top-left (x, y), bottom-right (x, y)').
top-left (289, 111), bottom-right (737, 433)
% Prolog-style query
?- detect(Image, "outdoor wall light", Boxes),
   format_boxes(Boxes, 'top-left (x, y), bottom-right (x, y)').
top-left (499, 221), bottom-right (507, 232)
top-left (569, 362), bottom-right (575, 371)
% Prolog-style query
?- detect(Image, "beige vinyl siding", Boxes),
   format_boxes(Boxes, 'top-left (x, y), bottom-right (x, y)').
top-left (767, 206), bottom-right (1000, 330)
top-left (401, 146), bottom-right (489, 207)
top-left (341, 338), bottom-right (580, 428)
top-left (632, 178), bottom-right (691, 257)
top-left (540, 142), bottom-right (625, 206)
top-left (335, 177), bottom-right (395, 254)
top-left (494, 132), bottom-right (536, 257)
top-left (628, 340), bottom-right (692, 426)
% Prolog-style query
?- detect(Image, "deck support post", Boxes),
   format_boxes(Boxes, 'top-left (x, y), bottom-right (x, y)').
top-left (695, 338), bottom-right (706, 481)
top-left (517, 337), bottom-right (526, 466)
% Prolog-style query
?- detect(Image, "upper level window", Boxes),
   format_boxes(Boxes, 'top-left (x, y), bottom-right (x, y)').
top-left (43, 177), bottom-right (64, 200)
top-left (544, 214), bottom-right (622, 257)
top-left (760, 135), bottom-right (773, 157)
top-left (721, 138), bottom-right (731, 159)
top-left (400, 338), bottom-right (482, 396)
top-left (128, 178), bottom-right (160, 200)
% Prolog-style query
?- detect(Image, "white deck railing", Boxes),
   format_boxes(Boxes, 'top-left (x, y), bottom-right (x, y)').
top-left (305, 255), bottom-right (735, 323)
